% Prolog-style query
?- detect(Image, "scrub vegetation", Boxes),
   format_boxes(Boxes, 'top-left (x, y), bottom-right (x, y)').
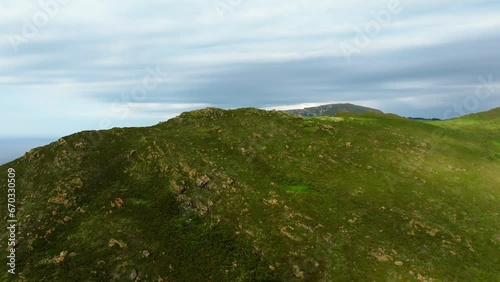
top-left (1, 107), bottom-right (499, 281)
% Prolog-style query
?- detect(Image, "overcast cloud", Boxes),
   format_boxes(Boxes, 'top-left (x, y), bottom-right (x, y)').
top-left (1, 0), bottom-right (500, 141)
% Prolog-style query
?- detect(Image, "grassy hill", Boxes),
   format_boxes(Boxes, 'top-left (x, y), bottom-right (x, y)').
top-left (1, 107), bottom-right (499, 281)
top-left (284, 103), bottom-right (383, 117)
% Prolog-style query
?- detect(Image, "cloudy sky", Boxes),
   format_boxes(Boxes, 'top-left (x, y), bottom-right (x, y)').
top-left (1, 0), bottom-right (500, 162)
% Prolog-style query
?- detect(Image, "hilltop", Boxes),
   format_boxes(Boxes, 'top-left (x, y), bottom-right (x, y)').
top-left (1, 107), bottom-right (499, 281)
top-left (284, 103), bottom-right (383, 117)
top-left (455, 107), bottom-right (500, 122)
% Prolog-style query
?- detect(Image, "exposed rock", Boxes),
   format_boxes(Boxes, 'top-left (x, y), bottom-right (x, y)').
top-left (48, 195), bottom-right (72, 207)
top-left (173, 185), bottom-right (187, 195)
top-left (42, 251), bottom-right (69, 264)
top-left (129, 269), bottom-right (138, 280)
top-left (70, 178), bottom-right (84, 190)
top-left (196, 175), bottom-right (210, 189)
top-left (264, 198), bottom-right (279, 206)
top-left (293, 265), bottom-right (304, 279)
top-left (111, 198), bottom-right (124, 208)
top-left (108, 239), bottom-right (127, 248)
top-left (128, 150), bottom-right (138, 161)
top-left (142, 250), bottom-right (151, 258)
top-left (74, 142), bottom-right (85, 149)
top-left (280, 227), bottom-right (299, 241)
top-left (371, 248), bottom-right (392, 262)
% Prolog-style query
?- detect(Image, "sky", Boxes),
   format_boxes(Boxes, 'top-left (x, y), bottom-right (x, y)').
top-left (1, 0), bottom-right (500, 163)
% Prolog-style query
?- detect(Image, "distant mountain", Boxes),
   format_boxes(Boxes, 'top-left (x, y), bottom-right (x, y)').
top-left (284, 103), bottom-right (383, 116)
top-left (1, 107), bottom-right (499, 281)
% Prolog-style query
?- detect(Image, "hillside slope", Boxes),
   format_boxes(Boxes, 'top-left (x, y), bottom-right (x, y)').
top-left (1, 107), bottom-right (499, 281)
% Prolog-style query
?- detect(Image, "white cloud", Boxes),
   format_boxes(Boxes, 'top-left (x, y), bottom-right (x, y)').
top-left (0, 0), bottom-right (499, 138)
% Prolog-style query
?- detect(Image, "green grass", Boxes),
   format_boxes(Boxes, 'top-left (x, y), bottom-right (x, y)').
top-left (126, 198), bottom-right (153, 207)
top-left (280, 184), bottom-right (311, 194)
top-left (1, 106), bottom-right (499, 281)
